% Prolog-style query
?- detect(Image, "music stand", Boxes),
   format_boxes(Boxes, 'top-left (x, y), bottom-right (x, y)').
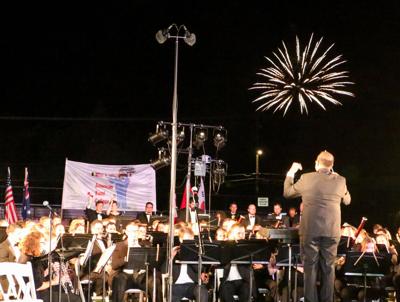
top-left (268, 227), bottom-right (299, 302)
top-left (344, 251), bottom-right (391, 302)
top-left (337, 236), bottom-right (354, 256)
top-left (93, 245), bottom-right (116, 302)
top-left (78, 236), bottom-right (96, 302)
top-left (149, 232), bottom-right (167, 247)
top-left (226, 240), bottom-right (271, 302)
top-left (179, 240), bottom-right (221, 263)
top-left (150, 215), bottom-right (169, 224)
top-left (126, 246), bottom-right (167, 300)
top-left (115, 215), bottom-right (134, 231)
top-left (56, 233), bottom-right (93, 260)
top-left (110, 233), bottom-right (124, 243)
top-left (198, 213), bottom-right (210, 222)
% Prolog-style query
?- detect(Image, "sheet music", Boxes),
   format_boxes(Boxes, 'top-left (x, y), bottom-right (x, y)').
top-left (79, 235), bottom-right (96, 266)
top-left (94, 244), bottom-right (116, 273)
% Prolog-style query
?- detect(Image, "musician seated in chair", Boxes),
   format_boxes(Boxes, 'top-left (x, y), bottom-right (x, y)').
top-left (219, 224), bottom-right (257, 302)
top-left (226, 202), bottom-right (240, 221)
top-left (282, 207), bottom-right (300, 228)
top-left (19, 231), bottom-right (81, 302)
top-left (111, 221), bottom-right (161, 302)
top-left (79, 220), bottom-right (109, 296)
top-left (169, 227), bottom-right (209, 302)
top-left (242, 204), bottom-right (262, 232)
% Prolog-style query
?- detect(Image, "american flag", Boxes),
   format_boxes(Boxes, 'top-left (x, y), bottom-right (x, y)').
top-left (21, 167), bottom-right (31, 220)
top-left (5, 167), bottom-right (18, 224)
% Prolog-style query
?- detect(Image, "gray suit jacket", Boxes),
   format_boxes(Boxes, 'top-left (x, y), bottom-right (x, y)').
top-left (283, 171), bottom-right (351, 238)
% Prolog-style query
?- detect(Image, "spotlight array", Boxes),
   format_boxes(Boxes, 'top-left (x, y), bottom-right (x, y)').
top-left (148, 122), bottom-right (228, 172)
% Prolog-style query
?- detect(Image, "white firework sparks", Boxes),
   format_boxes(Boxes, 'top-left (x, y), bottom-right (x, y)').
top-left (250, 34), bottom-right (355, 115)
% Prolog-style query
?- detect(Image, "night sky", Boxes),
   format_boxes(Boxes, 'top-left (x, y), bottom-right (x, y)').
top-left (0, 1), bottom-right (399, 230)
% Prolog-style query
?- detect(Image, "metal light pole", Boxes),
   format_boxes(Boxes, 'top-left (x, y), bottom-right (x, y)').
top-left (155, 24), bottom-right (196, 302)
top-left (256, 149), bottom-right (263, 176)
top-left (256, 149), bottom-right (263, 197)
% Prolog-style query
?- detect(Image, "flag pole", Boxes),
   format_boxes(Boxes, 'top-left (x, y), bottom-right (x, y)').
top-left (185, 124), bottom-right (194, 221)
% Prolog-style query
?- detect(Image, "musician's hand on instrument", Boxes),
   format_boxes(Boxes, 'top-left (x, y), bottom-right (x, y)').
top-left (267, 263), bottom-right (277, 275)
top-left (171, 246), bottom-right (180, 258)
top-left (201, 272), bottom-right (209, 284)
top-left (389, 245), bottom-right (398, 255)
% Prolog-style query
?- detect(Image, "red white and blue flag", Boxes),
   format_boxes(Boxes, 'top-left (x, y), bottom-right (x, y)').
top-left (180, 178), bottom-right (192, 209)
top-left (21, 167), bottom-right (31, 220)
top-left (198, 177), bottom-right (206, 211)
top-left (5, 167), bottom-right (18, 224)
top-left (180, 177), bottom-right (206, 211)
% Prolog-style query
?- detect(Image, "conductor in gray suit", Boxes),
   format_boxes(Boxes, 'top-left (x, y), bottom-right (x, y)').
top-left (283, 151), bottom-right (351, 302)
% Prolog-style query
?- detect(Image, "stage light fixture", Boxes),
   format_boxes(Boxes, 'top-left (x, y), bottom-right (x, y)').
top-left (193, 128), bottom-right (208, 149)
top-left (212, 160), bottom-right (227, 192)
top-left (168, 126), bottom-right (185, 146)
top-left (150, 148), bottom-right (171, 170)
top-left (213, 127), bottom-right (227, 150)
top-left (177, 126), bottom-right (185, 145)
top-left (148, 123), bottom-right (169, 145)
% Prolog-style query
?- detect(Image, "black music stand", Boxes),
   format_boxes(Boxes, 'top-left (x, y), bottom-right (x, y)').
top-left (110, 233), bottom-right (124, 243)
top-left (337, 236), bottom-right (354, 256)
top-left (268, 228), bottom-right (299, 302)
top-left (276, 244), bottom-right (302, 302)
top-left (179, 240), bottom-right (221, 302)
top-left (126, 246), bottom-right (166, 300)
top-left (115, 215), bottom-right (134, 231)
top-left (227, 240), bottom-right (271, 302)
top-left (180, 240), bottom-right (220, 262)
top-left (149, 232), bottom-right (167, 247)
top-left (344, 251), bottom-right (391, 302)
top-left (56, 233), bottom-right (93, 259)
top-left (150, 215), bottom-right (169, 224)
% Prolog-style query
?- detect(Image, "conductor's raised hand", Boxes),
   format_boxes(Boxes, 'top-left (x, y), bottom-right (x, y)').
top-left (288, 162), bottom-right (303, 175)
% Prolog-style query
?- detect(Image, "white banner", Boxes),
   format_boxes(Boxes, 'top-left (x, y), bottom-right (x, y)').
top-left (61, 160), bottom-right (156, 211)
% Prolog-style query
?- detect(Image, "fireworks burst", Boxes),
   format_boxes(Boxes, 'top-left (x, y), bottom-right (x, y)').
top-left (250, 34), bottom-right (354, 115)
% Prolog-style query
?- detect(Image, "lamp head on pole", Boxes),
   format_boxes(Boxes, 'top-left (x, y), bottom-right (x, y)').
top-left (182, 26), bottom-right (196, 46)
top-left (155, 24), bottom-right (196, 46)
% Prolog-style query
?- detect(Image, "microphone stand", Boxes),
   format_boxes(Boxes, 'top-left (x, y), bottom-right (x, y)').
top-left (58, 234), bottom-right (71, 302)
top-left (194, 208), bottom-right (204, 302)
top-left (48, 210), bottom-right (53, 302)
